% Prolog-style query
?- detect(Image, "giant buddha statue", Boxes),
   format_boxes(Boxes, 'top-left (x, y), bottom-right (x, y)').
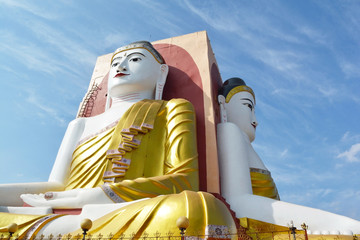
top-left (1, 31), bottom-right (359, 239)
top-left (217, 77), bottom-right (360, 236)
top-left (0, 41), bottom-right (236, 238)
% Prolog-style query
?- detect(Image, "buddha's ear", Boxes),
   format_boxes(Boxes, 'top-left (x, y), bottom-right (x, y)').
top-left (155, 64), bottom-right (169, 100)
top-left (105, 73), bottom-right (112, 111)
top-left (218, 94), bottom-right (225, 105)
top-left (105, 94), bottom-right (111, 111)
top-left (218, 95), bottom-right (227, 123)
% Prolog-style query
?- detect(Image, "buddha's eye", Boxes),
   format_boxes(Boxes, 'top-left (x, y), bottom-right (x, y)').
top-left (130, 57), bottom-right (142, 62)
top-left (112, 62), bottom-right (119, 67)
top-left (243, 103), bottom-right (253, 110)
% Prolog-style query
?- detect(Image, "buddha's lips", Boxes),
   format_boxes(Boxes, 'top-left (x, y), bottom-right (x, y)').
top-left (252, 124), bottom-right (257, 129)
top-left (115, 73), bottom-right (129, 78)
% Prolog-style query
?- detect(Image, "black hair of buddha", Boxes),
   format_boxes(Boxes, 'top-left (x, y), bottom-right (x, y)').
top-left (129, 41), bottom-right (165, 64)
top-left (218, 77), bottom-right (248, 98)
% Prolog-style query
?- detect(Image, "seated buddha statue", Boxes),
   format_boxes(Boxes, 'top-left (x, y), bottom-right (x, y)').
top-left (218, 77), bottom-right (279, 200)
top-left (0, 41), bottom-right (236, 238)
top-left (217, 78), bottom-right (360, 235)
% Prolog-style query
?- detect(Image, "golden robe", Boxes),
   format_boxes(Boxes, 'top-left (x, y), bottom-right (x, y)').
top-left (250, 168), bottom-right (280, 200)
top-left (66, 99), bottom-right (199, 200)
top-left (0, 99), bottom-right (236, 239)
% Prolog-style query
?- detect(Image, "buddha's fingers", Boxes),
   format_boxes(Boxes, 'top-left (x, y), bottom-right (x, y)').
top-left (20, 193), bottom-right (48, 207)
top-left (21, 193), bottom-right (81, 208)
top-left (46, 188), bottom-right (82, 199)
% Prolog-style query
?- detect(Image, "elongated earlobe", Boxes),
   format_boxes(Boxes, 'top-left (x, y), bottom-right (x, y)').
top-left (155, 64), bottom-right (169, 100)
top-left (105, 94), bottom-right (111, 111)
top-left (218, 95), bottom-right (227, 123)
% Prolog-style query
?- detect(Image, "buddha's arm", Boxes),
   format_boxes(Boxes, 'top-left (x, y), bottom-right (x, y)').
top-left (21, 187), bottom-right (113, 208)
top-left (104, 168), bottom-right (198, 202)
top-left (105, 99), bottom-right (199, 202)
top-left (48, 118), bottom-right (86, 184)
top-left (0, 118), bottom-right (85, 206)
top-left (217, 122), bottom-right (253, 204)
top-left (0, 182), bottom-right (64, 206)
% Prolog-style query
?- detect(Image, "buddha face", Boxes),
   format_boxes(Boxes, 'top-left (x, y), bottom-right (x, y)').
top-left (225, 91), bottom-right (258, 142)
top-left (108, 48), bottom-right (163, 98)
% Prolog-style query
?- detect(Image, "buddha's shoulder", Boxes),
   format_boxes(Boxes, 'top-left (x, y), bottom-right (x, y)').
top-left (164, 98), bottom-right (195, 112)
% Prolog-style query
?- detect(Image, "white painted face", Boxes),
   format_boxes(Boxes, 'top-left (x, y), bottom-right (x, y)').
top-left (108, 48), bottom-right (162, 98)
top-left (225, 91), bottom-right (258, 142)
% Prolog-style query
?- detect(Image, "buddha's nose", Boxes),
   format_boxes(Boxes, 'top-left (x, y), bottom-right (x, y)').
top-left (252, 121), bottom-right (258, 127)
top-left (117, 64), bottom-right (127, 72)
top-left (252, 114), bottom-right (258, 127)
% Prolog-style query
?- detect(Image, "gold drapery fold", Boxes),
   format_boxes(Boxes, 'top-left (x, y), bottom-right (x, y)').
top-left (0, 213), bottom-right (45, 237)
top-left (106, 99), bottom-right (199, 201)
top-left (68, 191), bottom-right (236, 238)
top-left (65, 99), bottom-right (199, 197)
top-left (65, 125), bottom-right (115, 190)
top-left (250, 168), bottom-right (280, 200)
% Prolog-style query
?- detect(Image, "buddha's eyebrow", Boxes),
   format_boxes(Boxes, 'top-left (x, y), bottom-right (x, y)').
top-left (113, 56), bottom-right (122, 62)
top-left (128, 52), bottom-right (145, 57)
top-left (241, 98), bottom-right (254, 106)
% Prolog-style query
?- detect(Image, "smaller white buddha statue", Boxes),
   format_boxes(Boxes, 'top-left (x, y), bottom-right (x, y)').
top-left (218, 78), bottom-right (279, 200)
top-left (217, 77), bottom-right (360, 235)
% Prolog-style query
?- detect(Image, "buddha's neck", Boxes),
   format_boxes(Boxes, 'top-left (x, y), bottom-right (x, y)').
top-left (110, 91), bottom-right (154, 109)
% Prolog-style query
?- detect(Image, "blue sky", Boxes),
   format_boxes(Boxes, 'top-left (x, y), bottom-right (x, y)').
top-left (0, 0), bottom-right (360, 221)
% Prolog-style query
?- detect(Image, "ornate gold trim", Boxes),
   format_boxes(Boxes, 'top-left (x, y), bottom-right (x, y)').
top-left (225, 86), bottom-right (255, 103)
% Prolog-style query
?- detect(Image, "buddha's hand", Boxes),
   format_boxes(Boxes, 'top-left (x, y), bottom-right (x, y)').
top-left (20, 187), bottom-right (114, 208)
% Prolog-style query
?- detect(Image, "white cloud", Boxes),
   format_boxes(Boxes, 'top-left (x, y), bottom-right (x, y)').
top-left (182, 0), bottom-right (356, 112)
top-left (281, 188), bottom-right (334, 205)
top-left (256, 99), bottom-right (288, 120)
top-left (321, 1), bottom-right (360, 44)
top-left (280, 149), bottom-right (288, 158)
top-left (341, 131), bottom-right (350, 142)
top-left (184, 0), bottom-right (240, 33)
top-left (25, 89), bottom-right (66, 125)
top-left (0, 65), bottom-right (23, 79)
top-left (270, 161), bottom-right (338, 189)
top-left (317, 85), bottom-right (337, 97)
top-left (0, 0), bottom-right (58, 20)
top-left (133, 0), bottom-right (164, 12)
top-left (0, 31), bottom-right (69, 76)
top-left (337, 143), bottom-right (360, 162)
top-left (352, 95), bottom-right (360, 105)
top-left (127, 0), bottom-right (184, 37)
top-left (183, 0), bottom-right (316, 88)
top-left (104, 33), bottom-right (132, 50)
top-left (0, 21), bottom-right (97, 82)
top-left (297, 26), bottom-right (327, 45)
top-left (22, 20), bottom-right (97, 67)
top-left (339, 61), bottom-right (360, 79)
top-left (319, 189), bottom-right (360, 220)
top-left (281, 188), bottom-right (360, 221)
top-left (253, 49), bottom-right (301, 74)
top-left (1, 48), bottom-right (61, 75)
top-left (340, 131), bottom-right (360, 143)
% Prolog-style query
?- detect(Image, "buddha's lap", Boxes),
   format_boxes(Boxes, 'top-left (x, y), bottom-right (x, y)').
top-left (0, 191), bottom-right (236, 237)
